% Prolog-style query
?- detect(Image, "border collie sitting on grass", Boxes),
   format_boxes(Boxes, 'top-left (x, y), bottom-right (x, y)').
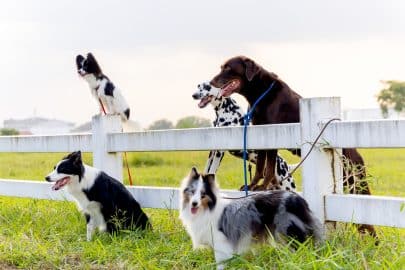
top-left (45, 151), bottom-right (150, 240)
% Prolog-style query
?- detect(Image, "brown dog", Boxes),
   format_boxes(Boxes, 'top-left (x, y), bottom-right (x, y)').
top-left (210, 56), bottom-right (376, 236)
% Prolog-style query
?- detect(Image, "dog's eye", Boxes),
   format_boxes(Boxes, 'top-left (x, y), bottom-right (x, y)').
top-left (201, 192), bottom-right (206, 198)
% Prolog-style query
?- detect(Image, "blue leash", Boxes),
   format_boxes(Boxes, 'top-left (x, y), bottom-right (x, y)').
top-left (242, 80), bottom-right (276, 196)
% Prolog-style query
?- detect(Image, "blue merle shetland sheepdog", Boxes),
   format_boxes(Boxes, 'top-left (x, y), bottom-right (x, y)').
top-left (179, 167), bottom-right (324, 269)
top-left (45, 151), bottom-right (150, 241)
top-left (76, 53), bottom-right (130, 121)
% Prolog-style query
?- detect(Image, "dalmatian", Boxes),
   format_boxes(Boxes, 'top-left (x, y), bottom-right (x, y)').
top-left (192, 82), bottom-right (297, 191)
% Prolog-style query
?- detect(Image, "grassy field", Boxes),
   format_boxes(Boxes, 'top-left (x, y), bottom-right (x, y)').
top-left (0, 149), bottom-right (404, 269)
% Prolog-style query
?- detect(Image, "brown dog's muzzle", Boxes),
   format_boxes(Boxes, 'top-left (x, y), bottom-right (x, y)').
top-left (210, 75), bottom-right (242, 97)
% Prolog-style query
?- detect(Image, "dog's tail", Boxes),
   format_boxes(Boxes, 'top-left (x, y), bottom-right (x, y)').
top-left (283, 193), bottom-right (325, 244)
top-left (121, 108), bottom-right (130, 121)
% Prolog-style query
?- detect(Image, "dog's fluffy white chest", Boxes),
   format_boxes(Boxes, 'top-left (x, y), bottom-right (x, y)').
top-left (65, 166), bottom-right (103, 217)
top-left (180, 202), bottom-right (228, 249)
top-left (67, 187), bottom-right (101, 215)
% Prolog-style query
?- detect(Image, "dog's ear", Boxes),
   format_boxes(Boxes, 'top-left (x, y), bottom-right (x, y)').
top-left (68, 151), bottom-right (82, 165)
top-left (86, 52), bottom-right (102, 73)
top-left (86, 52), bottom-right (95, 60)
top-left (190, 167), bottom-right (199, 178)
top-left (202, 174), bottom-right (217, 192)
top-left (203, 174), bottom-right (216, 185)
top-left (244, 58), bottom-right (260, 81)
top-left (76, 55), bottom-right (84, 65)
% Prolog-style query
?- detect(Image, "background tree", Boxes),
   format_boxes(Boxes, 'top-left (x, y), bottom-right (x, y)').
top-left (148, 119), bottom-right (174, 130)
top-left (0, 128), bottom-right (19, 136)
top-left (175, 116), bottom-right (211, 129)
top-left (377, 80), bottom-right (405, 118)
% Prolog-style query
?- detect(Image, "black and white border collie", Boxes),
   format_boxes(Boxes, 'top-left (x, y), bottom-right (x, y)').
top-left (76, 53), bottom-right (130, 121)
top-left (179, 167), bottom-right (323, 269)
top-left (45, 151), bottom-right (150, 240)
top-left (192, 82), bottom-right (297, 192)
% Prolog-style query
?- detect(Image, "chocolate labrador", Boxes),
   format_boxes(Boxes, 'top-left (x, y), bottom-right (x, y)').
top-left (210, 56), bottom-right (375, 236)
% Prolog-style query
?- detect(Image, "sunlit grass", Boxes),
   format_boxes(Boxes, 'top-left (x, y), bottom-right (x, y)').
top-left (0, 149), bottom-right (404, 269)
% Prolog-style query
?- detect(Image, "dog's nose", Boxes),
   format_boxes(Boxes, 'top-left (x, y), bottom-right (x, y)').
top-left (191, 201), bottom-right (198, 207)
top-left (192, 93), bottom-right (200, 99)
top-left (45, 176), bottom-right (51, 182)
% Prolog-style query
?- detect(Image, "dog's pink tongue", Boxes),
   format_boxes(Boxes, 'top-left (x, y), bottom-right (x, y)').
top-left (198, 100), bottom-right (206, 108)
top-left (220, 81), bottom-right (238, 97)
top-left (52, 177), bottom-right (70, 191)
top-left (52, 182), bottom-right (62, 191)
top-left (191, 207), bottom-right (198, 214)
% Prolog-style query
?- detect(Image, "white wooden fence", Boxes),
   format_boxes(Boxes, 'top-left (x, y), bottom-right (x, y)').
top-left (0, 97), bottom-right (404, 228)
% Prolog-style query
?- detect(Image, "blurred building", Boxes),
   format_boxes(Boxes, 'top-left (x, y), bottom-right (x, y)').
top-left (3, 117), bottom-right (75, 135)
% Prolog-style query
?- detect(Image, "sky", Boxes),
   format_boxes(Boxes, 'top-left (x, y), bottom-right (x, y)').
top-left (1, 0), bottom-right (405, 128)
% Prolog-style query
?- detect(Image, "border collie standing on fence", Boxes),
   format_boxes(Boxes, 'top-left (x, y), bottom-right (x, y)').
top-left (76, 53), bottom-right (131, 121)
top-left (192, 82), bottom-right (297, 191)
top-left (179, 167), bottom-right (324, 269)
top-left (45, 151), bottom-right (150, 240)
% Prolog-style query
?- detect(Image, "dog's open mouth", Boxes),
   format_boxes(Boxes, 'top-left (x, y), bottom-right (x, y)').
top-left (198, 96), bottom-right (213, 108)
top-left (52, 177), bottom-right (71, 191)
top-left (220, 80), bottom-right (241, 97)
top-left (191, 207), bottom-right (198, 214)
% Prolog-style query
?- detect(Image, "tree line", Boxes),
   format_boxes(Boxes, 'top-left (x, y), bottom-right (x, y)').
top-left (377, 80), bottom-right (405, 118)
top-left (147, 116), bottom-right (211, 130)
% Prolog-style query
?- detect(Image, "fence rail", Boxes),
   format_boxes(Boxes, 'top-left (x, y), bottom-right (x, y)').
top-left (0, 97), bottom-right (404, 228)
top-left (0, 133), bottom-right (92, 153)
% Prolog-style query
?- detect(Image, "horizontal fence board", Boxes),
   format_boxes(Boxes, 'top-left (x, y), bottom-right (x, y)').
top-left (323, 120), bottom-right (405, 148)
top-left (0, 180), bottom-right (247, 209)
top-left (2, 180), bottom-right (404, 228)
top-left (1, 119), bottom-right (404, 153)
top-left (107, 124), bottom-right (301, 152)
top-left (0, 179), bottom-right (72, 200)
top-left (0, 133), bottom-right (92, 153)
top-left (325, 194), bottom-right (405, 228)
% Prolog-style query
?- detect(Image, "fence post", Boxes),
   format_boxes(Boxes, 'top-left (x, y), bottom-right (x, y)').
top-left (300, 97), bottom-right (342, 223)
top-left (92, 115), bottom-right (123, 182)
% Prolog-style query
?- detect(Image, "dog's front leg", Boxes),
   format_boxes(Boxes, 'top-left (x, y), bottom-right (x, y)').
top-left (204, 150), bottom-right (224, 174)
top-left (240, 150), bottom-right (265, 191)
top-left (86, 214), bottom-right (95, 241)
top-left (86, 224), bottom-right (95, 241)
top-left (213, 235), bottom-right (234, 270)
top-left (259, 150), bottom-right (279, 190)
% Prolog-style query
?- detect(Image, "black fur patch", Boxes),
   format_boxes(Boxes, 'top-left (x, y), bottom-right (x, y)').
top-left (202, 175), bottom-right (217, 210)
top-left (104, 82), bottom-right (115, 96)
top-left (285, 194), bottom-right (312, 224)
top-left (286, 221), bottom-right (307, 243)
top-left (76, 55), bottom-right (85, 68)
top-left (85, 213), bottom-right (90, 224)
top-left (253, 191), bottom-right (285, 231)
top-left (82, 171), bottom-right (150, 232)
top-left (58, 151), bottom-right (85, 181)
top-left (124, 108), bottom-right (130, 120)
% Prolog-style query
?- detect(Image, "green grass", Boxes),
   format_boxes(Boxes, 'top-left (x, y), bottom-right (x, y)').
top-left (0, 149), bottom-right (404, 269)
